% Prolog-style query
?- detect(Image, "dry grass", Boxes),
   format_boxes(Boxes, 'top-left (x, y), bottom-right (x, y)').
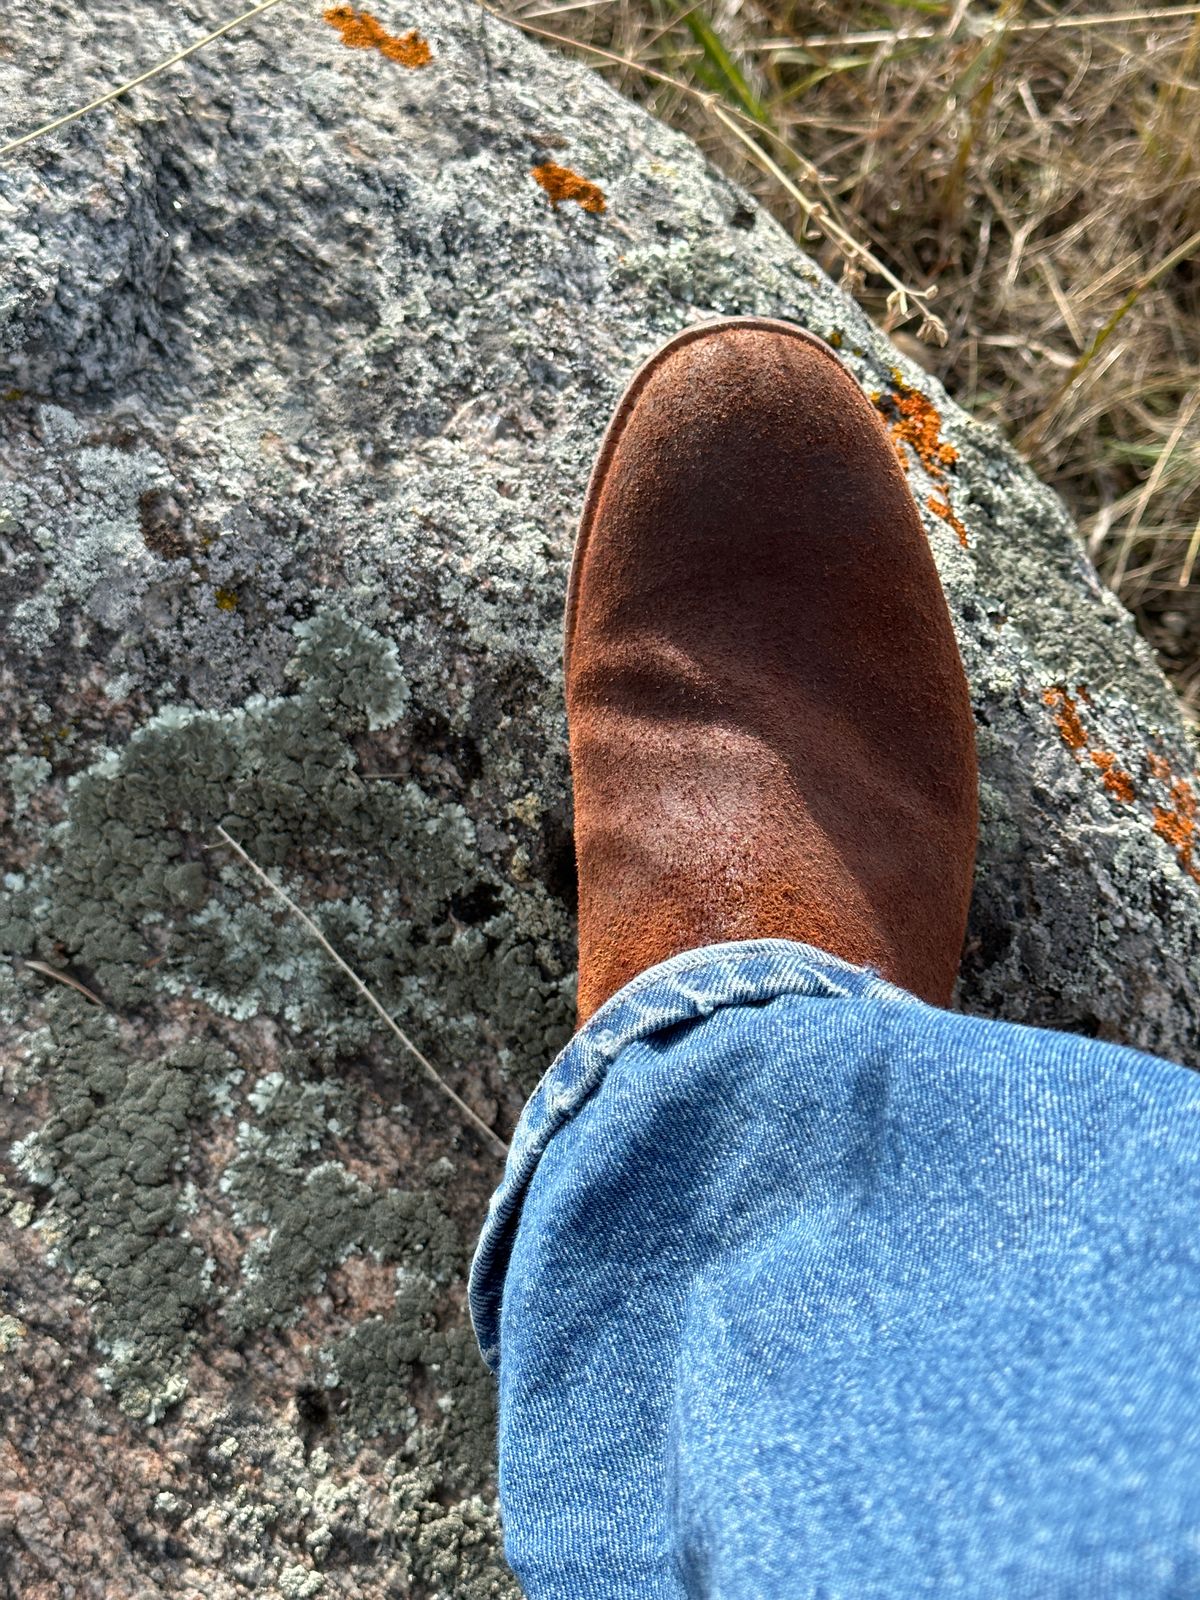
top-left (496, 0), bottom-right (1200, 731)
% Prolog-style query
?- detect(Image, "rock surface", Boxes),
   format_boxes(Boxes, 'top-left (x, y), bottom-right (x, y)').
top-left (1, 0), bottom-right (1198, 1594)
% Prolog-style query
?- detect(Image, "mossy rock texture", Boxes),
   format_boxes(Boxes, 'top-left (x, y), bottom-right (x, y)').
top-left (1, 1), bottom-right (1198, 1594)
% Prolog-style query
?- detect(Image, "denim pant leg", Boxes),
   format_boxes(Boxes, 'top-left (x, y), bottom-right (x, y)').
top-left (469, 938), bottom-right (1200, 1600)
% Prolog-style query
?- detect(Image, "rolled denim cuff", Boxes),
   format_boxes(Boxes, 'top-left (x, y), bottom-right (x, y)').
top-left (468, 936), bottom-right (907, 1372)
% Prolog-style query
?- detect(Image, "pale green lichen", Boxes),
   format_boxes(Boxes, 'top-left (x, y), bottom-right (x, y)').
top-left (292, 611), bottom-right (411, 731)
top-left (1, 596), bottom-right (566, 1584)
top-left (386, 1469), bottom-right (522, 1599)
top-left (4, 753), bottom-right (51, 818)
top-left (278, 1566), bottom-right (325, 1598)
top-left (6, 410), bottom-right (175, 652)
top-left (0, 1312), bottom-right (27, 1353)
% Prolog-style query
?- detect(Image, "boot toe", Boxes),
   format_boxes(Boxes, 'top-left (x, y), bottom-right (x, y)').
top-left (610, 324), bottom-right (887, 491)
top-left (568, 321), bottom-right (936, 689)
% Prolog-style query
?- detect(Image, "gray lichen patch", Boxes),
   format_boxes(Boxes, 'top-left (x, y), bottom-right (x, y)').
top-left (385, 1468), bottom-right (522, 1600)
top-left (10, 1000), bottom-right (230, 1419)
top-left (2, 981), bottom-right (514, 1586)
top-left (316, 1281), bottom-right (432, 1442)
top-left (313, 1264), bottom-right (503, 1488)
top-left (215, 1054), bottom-right (480, 1460)
top-left (224, 1158), bottom-right (458, 1336)
top-left (3, 606), bottom-right (572, 1085)
top-left (170, 1407), bottom-right (521, 1599)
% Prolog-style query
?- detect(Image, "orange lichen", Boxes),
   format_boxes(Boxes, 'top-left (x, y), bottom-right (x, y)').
top-left (1043, 731), bottom-right (1200, 880)
top-left (926, 491), bottom-right (968, 549)
top-left (1042, 685), bottom-right (1137, 806)
top-left (214, 588), bottom-right (239, 612)
top-left (1145, 749), bottom-right (1200, 883)
top-left (323, 6), bottom-right (432, 66)
top-left (889, 387), bottom-right (958, 477)
top-left (876, 378), bottom-right (966, 546)
top-left (1148, 752), bottom-right (1172, 781)
top-left (1090, 750), bottom-right (1136, 804)
top-left (1042, 685), bottom-right (1088, 751)
top-left (1152, 776), bottom-right (1200, 882)
top-left (531, 161), bottom-right (607, 215)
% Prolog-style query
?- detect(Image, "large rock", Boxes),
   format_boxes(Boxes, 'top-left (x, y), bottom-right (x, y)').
top-left (1, 1), bottom-right (1197, 1593)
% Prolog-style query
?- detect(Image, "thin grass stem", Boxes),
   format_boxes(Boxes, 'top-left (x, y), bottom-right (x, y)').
top-left (753, 5), bottom-right (1200, 54)
top-left (214, 826), bottom-right (509, 1161)
top-left (1109, 389), bottom-right (1200, 589)
top-left (1019, 226), bottom-right (1200, 454)
top-left (0, 0), bottom-right (293, 161)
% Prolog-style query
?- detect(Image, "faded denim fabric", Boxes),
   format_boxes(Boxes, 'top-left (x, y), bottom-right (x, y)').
top-left (469, 938), bottom-right (1200, 1599)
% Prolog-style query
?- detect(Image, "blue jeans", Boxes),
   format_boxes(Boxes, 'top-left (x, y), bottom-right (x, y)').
top-left (469, 939), bottom-right (1200, 1598)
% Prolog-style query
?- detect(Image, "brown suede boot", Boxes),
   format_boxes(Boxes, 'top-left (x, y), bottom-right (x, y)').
top-left (564, 316), bottom-right (978, 1025)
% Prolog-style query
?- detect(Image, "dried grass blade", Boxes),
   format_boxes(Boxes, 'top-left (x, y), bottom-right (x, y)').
top-left (214, 826), bottom-right (509, 1160)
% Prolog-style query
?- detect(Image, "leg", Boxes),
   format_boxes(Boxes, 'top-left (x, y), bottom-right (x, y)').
top-left (471, 939), bottom-right (1200, 1598)
top-left (472, 317), bottom-right (1200, 1594)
